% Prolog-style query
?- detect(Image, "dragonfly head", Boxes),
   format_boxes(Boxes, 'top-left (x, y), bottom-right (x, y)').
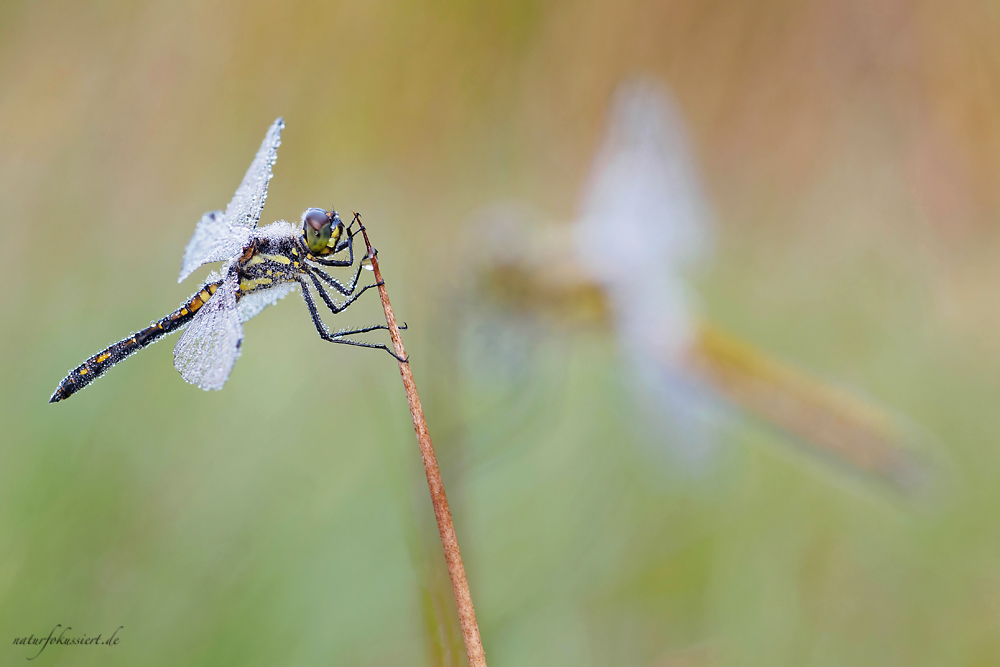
top-left (302, 208), bottom-right (345, 255)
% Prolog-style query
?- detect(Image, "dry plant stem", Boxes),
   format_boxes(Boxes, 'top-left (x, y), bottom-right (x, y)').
top-left (358, 219), bottom-right (488, 667)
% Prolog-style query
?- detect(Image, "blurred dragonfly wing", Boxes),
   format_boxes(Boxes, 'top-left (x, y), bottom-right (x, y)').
top-left (574, 78), bottom-right (712, 361)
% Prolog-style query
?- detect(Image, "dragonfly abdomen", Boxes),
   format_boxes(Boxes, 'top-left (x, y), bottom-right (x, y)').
top-left (49, 280), bottom-right (222, 403)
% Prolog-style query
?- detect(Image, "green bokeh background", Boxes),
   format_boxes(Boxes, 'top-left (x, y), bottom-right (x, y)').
top-left (3, 1), bottom-right (1000, 665)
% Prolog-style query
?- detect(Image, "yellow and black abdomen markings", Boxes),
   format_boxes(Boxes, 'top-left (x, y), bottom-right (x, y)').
top-left (238, 252), bottom-right (300, 295)
top-left (49, 280), bottom-right (221, 403)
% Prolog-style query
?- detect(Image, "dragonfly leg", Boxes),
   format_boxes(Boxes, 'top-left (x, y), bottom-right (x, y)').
top-left (305, 270), bottom-right (379, 315)
top-left (319, 335), bottom-right (407, 363)
top-left (297, 278), bottom-right (407, 362)
top-left (310, 231), bottom-right (355, 267)
top-left (330, 322), bottom-right (407, 336)
top-left (306, 261), bottom-right (366, 297)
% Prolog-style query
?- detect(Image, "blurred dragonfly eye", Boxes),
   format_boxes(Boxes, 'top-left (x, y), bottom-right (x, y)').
top-left (303, 208), bottom-right (332, 253)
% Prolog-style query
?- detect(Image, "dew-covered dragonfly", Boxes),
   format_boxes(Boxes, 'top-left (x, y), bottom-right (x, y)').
top-left (51, 118), bottom-right (402, 403)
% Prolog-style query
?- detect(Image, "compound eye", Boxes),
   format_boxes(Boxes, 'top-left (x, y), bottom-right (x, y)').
top-left (303, 209), bottom-right (327, 232)
top-left (303, 209), bottom-right (332, 253)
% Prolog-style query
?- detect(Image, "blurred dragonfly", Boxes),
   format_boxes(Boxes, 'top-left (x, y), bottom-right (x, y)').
top-left (51, 118), bottom-right (401, 403)
top-left (470, 80), bottom-right (929, 490)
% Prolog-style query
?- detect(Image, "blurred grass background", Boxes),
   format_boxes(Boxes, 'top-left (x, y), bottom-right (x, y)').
top-left (3, 0), bottom-right (1000, 664)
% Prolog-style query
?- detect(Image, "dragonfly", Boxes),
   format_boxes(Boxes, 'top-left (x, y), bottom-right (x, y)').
top-left (50, 118), bottom-right (403, 403)
top-left (467, 79), bottom-right (930, 489)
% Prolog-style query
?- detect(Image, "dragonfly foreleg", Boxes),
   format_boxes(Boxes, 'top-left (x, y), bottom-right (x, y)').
top-left (309, 230), bottom-right (355, 267)
top-left (306, 261), bottom-right (365, 297)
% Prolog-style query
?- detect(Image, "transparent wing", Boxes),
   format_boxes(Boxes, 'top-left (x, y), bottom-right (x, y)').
top-left (178, 210), bottom-right (252, 283)
top-left (173, 272), bottom-right (243, 390)
top-left (575, 79), bottom-right (711, 281)
top-left (574, 78), bottom-right (712, 358)
top-left (223, 117), bottom-right (284, 229)
top-left (177, 118), bottom-right (284, 283)
top-left (237, 282), bottom-right (298, 323)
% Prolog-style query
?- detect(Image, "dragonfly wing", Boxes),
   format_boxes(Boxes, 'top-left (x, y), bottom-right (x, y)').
top-left (178, 210), bottom-right (253, 283)
top-left (222, 117), bottom-right (284, 229)
top-left (178, 118), bottom-right (283, 283)
top-left (173, 272), bottom-right (243, 390)
top-left (575, 80), bottom-right (711, 283)
top-left (574, 79), bottom-right (712, 359)
top-left (237, 282), bottom-right (298, 323)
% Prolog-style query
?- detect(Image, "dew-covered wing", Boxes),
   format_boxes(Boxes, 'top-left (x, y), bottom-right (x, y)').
top-left (223, 117), bottom-right (284, 229)
top-left (237, 282), bottom-right (298, 323)
top-left (178, 210), bottom-right (253, 283)
top-left (177, 118), bottom-right (283, 283)
top-left (173, 272), bottom-right (243, 390)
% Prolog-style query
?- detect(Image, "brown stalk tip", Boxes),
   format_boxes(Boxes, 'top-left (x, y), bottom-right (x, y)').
top-left (355, 213), bottom-right (488, 667)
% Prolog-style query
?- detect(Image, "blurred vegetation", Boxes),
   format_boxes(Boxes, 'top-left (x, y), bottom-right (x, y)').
top-left (3, 0), bottom-right (1000, 665)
